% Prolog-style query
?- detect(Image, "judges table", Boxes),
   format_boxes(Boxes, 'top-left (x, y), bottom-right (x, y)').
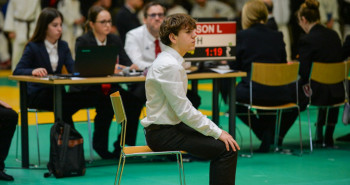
top-left (9, 71), bottom-right (246, 168)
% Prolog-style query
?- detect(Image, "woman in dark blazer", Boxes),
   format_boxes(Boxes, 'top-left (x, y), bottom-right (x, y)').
top-left (230, 0), bottom-right (298, 152)
top-left (74, 6), bottom-right (139, 159)
top-left (297, 0), bottom-right (344, 147)
top-left (13, 8), bottom-right (93, 126)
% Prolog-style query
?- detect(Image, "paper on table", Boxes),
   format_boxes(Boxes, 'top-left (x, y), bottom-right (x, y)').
top-left (210, 68), bottom-right (234, 74)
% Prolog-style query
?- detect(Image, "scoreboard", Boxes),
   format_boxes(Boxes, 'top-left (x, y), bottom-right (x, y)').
top-left (184, 21), bottom-right (236, 61)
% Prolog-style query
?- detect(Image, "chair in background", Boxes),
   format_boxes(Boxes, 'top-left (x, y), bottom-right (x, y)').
top-left (16, 108), bottom-right (95, 166)
top-left (110, 91), bottom-right (186, 185)
top-left (238, 62), bottom-right (303, 157)
top-left (306, 61), bottom-right (350, 151)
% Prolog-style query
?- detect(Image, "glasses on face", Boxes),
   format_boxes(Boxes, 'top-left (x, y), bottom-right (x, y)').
top-left (96, 20), bottom-right (112, 26)
top-left (147, 13), bottom-right (164, 19)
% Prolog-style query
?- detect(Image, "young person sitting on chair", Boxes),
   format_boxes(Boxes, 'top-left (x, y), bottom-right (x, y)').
top-left (141, 13), bottom-right (240, 185)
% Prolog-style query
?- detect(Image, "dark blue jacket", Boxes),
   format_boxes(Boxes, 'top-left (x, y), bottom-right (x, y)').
top-left (298, 24), bottom-right (344, 105)
top-left (13, 40), bottom-right (74, 96)
top-left (231, 23), bottom-right (290, 104)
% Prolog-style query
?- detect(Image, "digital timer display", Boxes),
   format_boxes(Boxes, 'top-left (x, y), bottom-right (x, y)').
top-left (184, 46), bottom-right (236, 61)
top-left (205, 47), bottom-right (223, 57)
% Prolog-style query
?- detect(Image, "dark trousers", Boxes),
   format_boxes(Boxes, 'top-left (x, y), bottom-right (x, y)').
top-left (236, 100), bottom-right (299, 146)
top-left (124, 82), bottom-right (202, 146)
top-left (92, 87), bottom-right (142, 153)
top-left (0, 106), bottom-right (18, 170)
top-left (145, 123), bottom-right (237, 185)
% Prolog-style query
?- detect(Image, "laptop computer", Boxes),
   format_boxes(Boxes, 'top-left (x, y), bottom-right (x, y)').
top-left (73, 46), bottom-right (118, 77)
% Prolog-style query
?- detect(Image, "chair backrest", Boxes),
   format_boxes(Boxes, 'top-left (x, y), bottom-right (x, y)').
top-left (251, 62), bottom-right (300, 86)
top-left (310, 61), bottom-right (349, 84)
top-left (110, 91), bottom-right (127, 148)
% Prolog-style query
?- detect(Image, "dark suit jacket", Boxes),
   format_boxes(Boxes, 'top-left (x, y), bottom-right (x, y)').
top-left (75, 31), bottom-right (132, 66)
top-left (298, 24), bottom-right (344, 105)
top-left (266, 17), bottom-right (278, 31)
top-left (343, 35), bottom-right (350, 59)
top-left (113, 5), bottom-right (141, 44)
top-left (13, 40), bottom-right (74, 96)
top-left (230, 23), bottom-right (290, 104)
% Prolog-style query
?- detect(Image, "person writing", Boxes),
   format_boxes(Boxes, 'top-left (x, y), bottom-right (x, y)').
top-left (141, 13), bottom-right (240, 185)
top-left (13, 8), bottom-right (94, 126)
top-left (74, 5), bottom-right (138, 159)
top-left (0, 100), bottom-right (17, 181)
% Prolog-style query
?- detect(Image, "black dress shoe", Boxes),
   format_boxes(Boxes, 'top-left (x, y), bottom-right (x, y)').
top-left (0, 171), bottom-right (14, 181)
top-left (336, 134), bottom-right (350, 142)
top-left (95, 150), bottom-right (115, 159)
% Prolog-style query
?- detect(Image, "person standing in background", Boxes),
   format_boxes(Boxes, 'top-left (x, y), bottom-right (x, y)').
top-left (272, 0), bottom-right (292, 61)
top-left (3, 0), bottom-right (41, 71)
top-left (191, 0), bottom-right (236, 20)
top-left (57, 0), bottom-right (85, 58)
top-left (113, 0), bottom-right (143, 44)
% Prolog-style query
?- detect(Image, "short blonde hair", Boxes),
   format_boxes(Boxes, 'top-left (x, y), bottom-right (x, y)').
top-left (241, 0), bottom-right (268, 30)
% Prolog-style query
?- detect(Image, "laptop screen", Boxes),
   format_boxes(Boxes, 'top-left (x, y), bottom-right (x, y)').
top-left (74, 46), bottom-right (118, 77)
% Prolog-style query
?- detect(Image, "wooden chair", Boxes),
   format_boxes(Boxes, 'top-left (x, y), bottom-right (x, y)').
top-left (238, 62), bottom-right (303, 156)
top-left (110, 91), bottom-right (186, 185)
top-left (306, 61), bottom-right (350, 151)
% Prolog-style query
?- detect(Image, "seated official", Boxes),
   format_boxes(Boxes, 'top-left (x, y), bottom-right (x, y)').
top-left (230, 0), bottom-right (299, 152)
top-left (74, 5), bottom-right (140, 159)
top-left (13, 8), bottom-right (95, 126)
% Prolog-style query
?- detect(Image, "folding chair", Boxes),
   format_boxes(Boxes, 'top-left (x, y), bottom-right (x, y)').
top-left (306, 61), bottom-right (350, 151)
top-left (237, 62), bottom-right (303, 156)
top-left (110, 91), bottom-right (186, 185)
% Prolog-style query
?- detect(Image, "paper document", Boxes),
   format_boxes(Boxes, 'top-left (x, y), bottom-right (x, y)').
top-left (210, 68), bottom-right (234, 74)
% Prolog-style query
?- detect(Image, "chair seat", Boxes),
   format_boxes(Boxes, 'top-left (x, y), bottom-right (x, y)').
top-left (309, 101), bottom-right (346, 108)
top-left (251, 103), bottom-right (298, 110)
top-left (123, 146), bottom-right (186, 155)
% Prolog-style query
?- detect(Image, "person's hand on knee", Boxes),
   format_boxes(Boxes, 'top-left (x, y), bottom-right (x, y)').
top-left (219, 130), bottom-right (240, 152)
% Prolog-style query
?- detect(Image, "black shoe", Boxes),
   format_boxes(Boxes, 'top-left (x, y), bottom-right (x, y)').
top-left (0, 171), bottom-right (14, 181)
top-left (95, 150), bottom-right (115, 159)
top-left (336, 134), bottom-right (350, 142)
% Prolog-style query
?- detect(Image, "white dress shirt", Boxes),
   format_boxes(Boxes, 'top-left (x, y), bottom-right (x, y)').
top-left (124, 24), bottom-right (166, 70)
top-left (44, 39), bottom-right (58, 72)
top-left (141, 46), bottom-right (222, 139)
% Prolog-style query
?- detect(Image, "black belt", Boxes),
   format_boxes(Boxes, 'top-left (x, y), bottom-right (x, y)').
top-left (14, 18), bottom-right (35, 40)
top-left (145, 124), bottom-right (174, 132)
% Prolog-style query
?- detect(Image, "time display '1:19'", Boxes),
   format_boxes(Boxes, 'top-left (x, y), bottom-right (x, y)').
top-left (205, 47), bottom-right (223, 57)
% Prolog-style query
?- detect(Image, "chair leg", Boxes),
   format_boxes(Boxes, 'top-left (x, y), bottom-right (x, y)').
top-left (247, 108), bottom-right (253, 157)
top-left (86, 108), bottom-right (94, 162)
top-left (15, 124), bottom-right (21, 162)
top-left (274, 110), bottom-right (282, 151)
top-left (115, 155), bottom-right (126, 185)
top-left (176, 153), bottom-right (186, 185)
top-left (306, 106), bottom-right (313, 152)
top-left (34, 110), bottom-right (40, 166)
top-left (297, 107), bottom-right (303, 156)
